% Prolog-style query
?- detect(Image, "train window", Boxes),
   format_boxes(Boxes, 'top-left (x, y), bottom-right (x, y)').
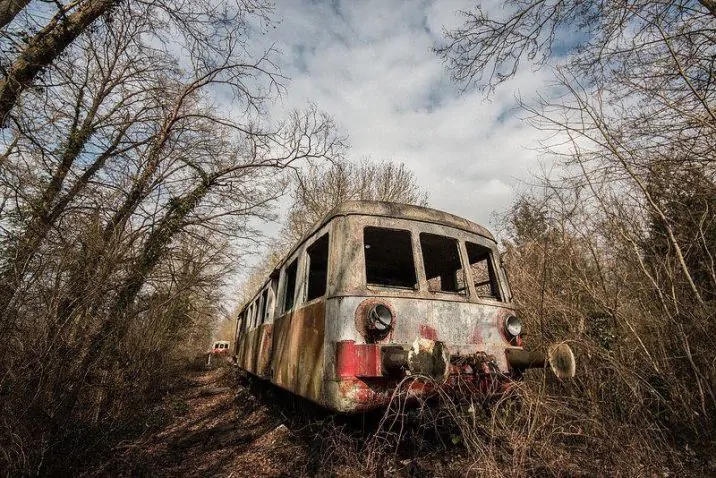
top-left (264, 269), bottom-right (279, 322)
top-left (237, 312), bottom-right (245, 337)
top-left (259, 288), bottom-right (268, 324)
top-left (306, 233), bottom-right (329, 301)
top-left (283, 258), bottom-right (298, 312)
top-left (419, 233), bottom-right (466, 294)
top-left (364, 227), bottom-right (417, 289)
top-left (465, 241), bottom-right (501, 300)
top-left (249, 302), bottom-right (257, 328)
top-left (246, 304), bottom-right (253, 329)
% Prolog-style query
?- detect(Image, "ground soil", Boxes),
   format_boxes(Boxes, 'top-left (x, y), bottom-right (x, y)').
top-left (80, 364), bottom-right (715, 478)
top-left (83, 364), bottom-right (473, 477)
top-left (85, 365), bottom-right (314, 477)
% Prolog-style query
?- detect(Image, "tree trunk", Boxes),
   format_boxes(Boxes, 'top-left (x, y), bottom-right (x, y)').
top-left (0, 97), bottom-right (108, 322)
top-left (0, 0), bottom-right (31, 30)
top-left (0, 0), bottom-right (117, 124)
top-left (76, 179), bottom-right (212, 386)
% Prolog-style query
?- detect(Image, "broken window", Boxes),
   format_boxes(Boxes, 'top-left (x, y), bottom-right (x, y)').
top-left (307, 233), bottom-right (329, 301)
top-left (259, 288), bottom-right (268, 324)
top-left (465, 242), bottom-right (501, 300)
top-left (263, 269), bottom-right (279, 323)
top-left (364, 227), bottom-right (417, 288)
top-left (419, 233), bottom-right (466, 294)
top-left (283, 258), bottom-right (298, 312)
top-left (242, 311), bottom-right (249, 332)
top-left (237, 312), bottom-right (245, 337)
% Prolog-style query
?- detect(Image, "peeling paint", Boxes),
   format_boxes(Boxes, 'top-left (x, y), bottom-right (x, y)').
top-left (234, 201), bottom-right (556, 413)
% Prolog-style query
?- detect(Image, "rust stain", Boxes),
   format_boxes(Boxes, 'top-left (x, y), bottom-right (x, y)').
top-left (469, 324), bottom-right (486, 345)
top-left (256, 324), bottom-right (273, 377)
top-left (419, 324), bottom-right (438, 341)
top-left (270, 301), bottom-right (325, 402)
top-left (270, 312), bottom-right (293, 390)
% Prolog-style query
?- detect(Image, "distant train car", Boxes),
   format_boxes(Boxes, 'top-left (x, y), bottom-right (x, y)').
top-left (210, 340), bottom-right (231, 355)
top-left (234, 201), bottom-right (574, 413)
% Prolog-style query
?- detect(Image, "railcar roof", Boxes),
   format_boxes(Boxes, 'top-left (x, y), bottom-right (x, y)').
top-left (319, 201), bottom-right (495, 241)
top-left (238, 201), bottom-right (495, 314)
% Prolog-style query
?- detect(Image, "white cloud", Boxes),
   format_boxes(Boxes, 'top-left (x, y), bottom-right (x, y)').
top-left (254, 0), bottom-right (560, 230)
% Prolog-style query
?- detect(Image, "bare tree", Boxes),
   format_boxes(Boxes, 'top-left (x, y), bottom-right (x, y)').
top-left (284, 158), bottom-right (428, 243)
top-left (440, 0), bottom-right (716, 441)
top-left (0, 0), bottom-right (31, 29)
top-left (0, 0), bottom-right (274, 124)
top-left (0, 1), bottom-right (345, 473)
top-left (0, 12), bottom-right (172, 326)
top-left (233, 159), bottom-right (427, 312)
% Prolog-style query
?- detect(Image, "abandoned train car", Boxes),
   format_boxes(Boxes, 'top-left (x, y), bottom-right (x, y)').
top-left (233, 201), bottom-right (575, 413)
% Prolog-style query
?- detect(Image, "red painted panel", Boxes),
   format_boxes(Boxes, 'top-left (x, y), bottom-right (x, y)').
top-left (335, 341), bottom-right (381, 378)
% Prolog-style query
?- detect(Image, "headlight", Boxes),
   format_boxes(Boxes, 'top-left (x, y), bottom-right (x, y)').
top-left (505, 315), bottom-right (522, 337)
top-left (355, 299), bottom-right (395, 342)
top-left (368, 304), bottom-right (393, 332)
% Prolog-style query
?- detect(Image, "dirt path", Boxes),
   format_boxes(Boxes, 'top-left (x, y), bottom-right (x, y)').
top-left (89, 366), bottom-right (317, 477)
top-left (83, 366), bottom-right (507, 477)
top-left (80, 364), bottom-right (716, 478)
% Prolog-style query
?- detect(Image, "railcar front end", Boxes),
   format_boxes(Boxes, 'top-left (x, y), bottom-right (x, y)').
top-left (233, 202), bottom-right (575, 413)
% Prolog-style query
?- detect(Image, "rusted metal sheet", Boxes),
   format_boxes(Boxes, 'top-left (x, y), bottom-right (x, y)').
top-left (295, 301), bottom-right (325, 399)
top-left (335, 341), bottom-right (381, 378)
top-left (256, 324), bottom-right (273, 377)
top-left (270, 301), bottom-right (325, 403)
top-left (271, 312), bottom-right (294, 390)
top-left (242, 328), bottom-right (263, 374)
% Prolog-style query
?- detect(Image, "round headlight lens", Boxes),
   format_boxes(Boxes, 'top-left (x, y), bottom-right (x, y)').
top-left (369, 304), bottom-right (393, 331)
top-left (505, 315), bottom-right (522, 337)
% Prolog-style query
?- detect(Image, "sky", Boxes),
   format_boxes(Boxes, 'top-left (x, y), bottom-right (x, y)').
top-left (256, 0), bottom-right (559, 231)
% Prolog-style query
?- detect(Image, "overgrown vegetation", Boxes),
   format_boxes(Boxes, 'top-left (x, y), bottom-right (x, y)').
top-left (0, 1), bottom-right (342, 474)
top-left (432, 0), bottom-right (716, 473)
top-left (1, 0), bottom-right (714, 476)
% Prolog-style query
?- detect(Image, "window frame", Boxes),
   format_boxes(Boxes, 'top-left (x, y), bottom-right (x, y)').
top-left (464, 240), bottom-right (504, 302)
top-left (280, 256), bottom-right (300, 314)
top-left (418, 232), bottom-right (469, 296)
top-left (363, 225), bottom-right (418, 291)
top-left (258, 288), bottom-right (268, 325)
top-left (305, 232), bottom-right (330, 303)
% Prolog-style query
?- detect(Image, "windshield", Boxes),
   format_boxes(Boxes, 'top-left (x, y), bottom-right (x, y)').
top-left (362, 226), bottom-right (502, 300)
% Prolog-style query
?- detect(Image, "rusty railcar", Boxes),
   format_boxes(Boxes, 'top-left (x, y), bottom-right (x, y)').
top-left (233, 201), bottom-right (574, 413)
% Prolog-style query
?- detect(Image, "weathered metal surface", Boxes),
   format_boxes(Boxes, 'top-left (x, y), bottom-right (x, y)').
top-left (234, 200), bottom-right (568, 413)
top-left (323, 295), bottom-right (514, 375)
top-left (270, 301), bottom-right (325, 402)
top-left (505, 343), bottom-right (576, 378)
top-left (256, 324), bottom-right (274, 377)
top-left (547, 343), bottom-right (576, 378)
top-left (335, 340), bottom-right (382, 378)
top-left (407, 338), bottom-right (450, 382)
top-left (505, 348), bottom-right (547, 369)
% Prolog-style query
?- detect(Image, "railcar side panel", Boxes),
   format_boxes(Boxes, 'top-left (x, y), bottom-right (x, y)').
top-left (294, 301), bottom-right (325, 400)
top-left (271, 311), bottom-right (295, 390)
top-left (270, 301), bottom-right (326, 402)
top-left (256, 324), bottom-right (273, 377)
